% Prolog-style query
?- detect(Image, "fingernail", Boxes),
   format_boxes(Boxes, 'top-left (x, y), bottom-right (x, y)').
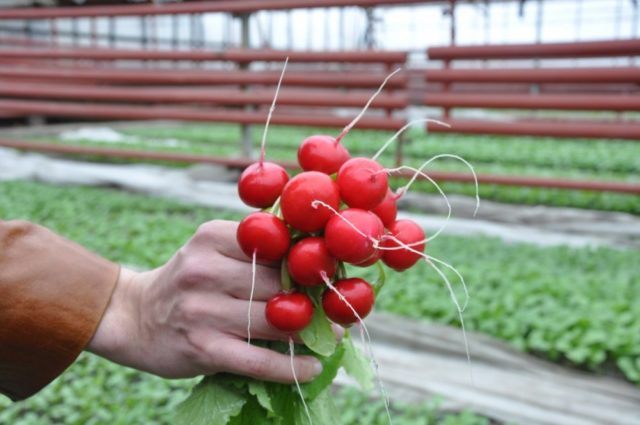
top-left (312, 360), bottom-right (323, 376)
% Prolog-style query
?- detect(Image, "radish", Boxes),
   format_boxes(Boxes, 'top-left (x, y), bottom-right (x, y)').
top-left (265, 292), bottom-right (314, 332)
top-left (236, 212), bottom-right (290, 262)
top-left (287, 237), bottom-right (337, 287)
top-left (280, 171), bottom-right (340, 232)
top-left (337, 157), bottom-right (388, 210)
top-left (297, 134), bottom-right (350, 175)
top-left (370, 189), bottom-right (398, 227)
top-left (237, 58), bottom-right (290, 209)
top-left (296, 69), bottom-right (400, 177)
top-left (323, 208), bottom-right (384, 265)
top-left (321, 278), bottom-right (375, 326)
top-left (237, 162), bottom-right (289, 208)
top-left (380, 219), bottom-right (426, 271)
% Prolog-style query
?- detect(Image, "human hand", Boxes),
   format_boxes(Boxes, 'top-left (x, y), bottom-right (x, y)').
top-left (87, 220), bottom-right (324, 383)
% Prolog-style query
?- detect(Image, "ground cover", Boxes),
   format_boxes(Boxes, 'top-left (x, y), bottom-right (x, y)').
top-left (23, 122), bottom-right (640, 214)
top-left (0, 180), bottom-right (637, 384)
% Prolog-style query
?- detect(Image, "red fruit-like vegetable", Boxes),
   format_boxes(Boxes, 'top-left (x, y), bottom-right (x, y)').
top-left (280, 171), bottom-right (340, 233)
top-left (266, 292), bottom-right (314, 332)
top-left (337, 158), bottom-right (388, 210)
top-left (322, 278), bottom-right (375, 326)
top-left (380, 219), bottom-right (426, 271)
top-left (287, 237), bottom-right (337, 287)
top-left (237, 161), bottom-right (289, 208)
top-left (324, 208), bottom-right (384, 265)
top-left (297, 135), bottom-right (350, 175)
top-left (371, 189), bottom-right (398, 227)
top-left (236, 212), bottom-right (290, 262)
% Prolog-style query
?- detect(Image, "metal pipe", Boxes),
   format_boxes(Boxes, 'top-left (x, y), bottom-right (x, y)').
top-left (421, 92), bottom-right (640, 111)
top-left (422, 67), bottom-right (640, 83)
top-left (0, 81), bottom-right (408, 108)
top-left (0, 65), bottom-right (409, 87)
top-left (0, 0), bottom-right (436, 20)
top-left (0, 46), bottom-right (407, 63)
top-left (0, 99), bottom-right (406, 130)
top-left (426, 118), bottom-right (640, 140)
top-left (428, 39), bottom-right (640, 60)
top-left (0, 138), bottom-right (637, 194)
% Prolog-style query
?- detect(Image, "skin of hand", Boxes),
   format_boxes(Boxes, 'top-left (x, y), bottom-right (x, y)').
top-left (87, 220), bottom-right (324, 383)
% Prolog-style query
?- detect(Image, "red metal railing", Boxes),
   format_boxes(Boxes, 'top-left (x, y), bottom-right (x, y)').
top-left (1, 139), bottom-right (637, 194)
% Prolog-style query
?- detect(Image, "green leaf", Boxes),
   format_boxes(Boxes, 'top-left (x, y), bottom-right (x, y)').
top-left (296, 387), bottom-right (339, 425)
top-left (372, 261), bottom-right (386, 296)
top-left (228, 396), bottom-right (272, 425)
top-left (248, 381), bottom-right (274, 414)
top-left (300, 307), bottom-right (337, 357)
top-left (175, 377), bottom-right (248, 425)
top-left (342, 334), bottom-right (374, 391)
top-left (301, 342), bottom-right (346, 400)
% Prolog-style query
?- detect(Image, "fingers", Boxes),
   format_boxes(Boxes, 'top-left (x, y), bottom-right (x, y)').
top-left (213, 339), bottom-right (323, 384)
top-left (224, 258), bottom-right (281, 301)
top-left (200, 220), bottom-right (280, 266)
top-left (223, 299), bottom-right (304, 343)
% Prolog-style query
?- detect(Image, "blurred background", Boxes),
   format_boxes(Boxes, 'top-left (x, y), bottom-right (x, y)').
top-left (0, 1), bottom-right (638, 424)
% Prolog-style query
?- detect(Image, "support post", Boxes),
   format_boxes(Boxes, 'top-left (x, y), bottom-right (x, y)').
top-left (239, 13), bottom-right (253, 159)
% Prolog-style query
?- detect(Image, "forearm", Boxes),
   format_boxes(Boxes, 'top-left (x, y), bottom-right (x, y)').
top-left (0, 220), bottom-right (120, 401)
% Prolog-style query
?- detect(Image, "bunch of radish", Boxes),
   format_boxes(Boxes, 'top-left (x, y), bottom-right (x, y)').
top-left (227, 61), bottom-right (480, 425)
top-left (237, 131), bottom-right (428, 334)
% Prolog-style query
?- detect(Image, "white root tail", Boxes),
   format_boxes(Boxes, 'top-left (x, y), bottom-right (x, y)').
top-left (259, 57), bottom-right (289, 164)
top-left (320, 273), bottom-right (393, 425)
top-left (335, 68), bottom-right (402, 144)
top-left (289, 337), bottom-right (313, 425)
top-left (378, 235), bottom-right (474, 383)
top-left (371, 118), bottom-right (451, 161)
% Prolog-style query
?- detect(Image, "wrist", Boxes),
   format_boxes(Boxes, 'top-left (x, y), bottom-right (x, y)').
top-left (87, 267), bottom-right (141, 360)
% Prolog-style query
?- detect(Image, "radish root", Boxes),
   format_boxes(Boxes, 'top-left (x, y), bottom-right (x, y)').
top-left (311, 200), bottom-right (380, 249)
top-left (289, 337), bottom-right (313, 425)
top-left (371, 118), bottom-right (451, 161)
top-left (259, 56), bottom-right (289, 165)
top-left (320, 272), bottom-right (393, 425)
top-left (335, 68), bottom-right (402, 144)
top-left (379, 236), bottom-right (474, 383)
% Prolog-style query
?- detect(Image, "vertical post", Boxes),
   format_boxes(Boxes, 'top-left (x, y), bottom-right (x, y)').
top-left (239, 13), bottom-right (253, 159)
top-left (109, 16), bottom-right (116, 48)
top-left (395, 133), bottom-right (404, 168)
top-left (50, 19), bottom-right (57, 46)
top-left (141, 15), bottom-right (148, 49)
top-left (72, 17), bottom-right (79, 47)
top-left (172, 14), bottom-right (179, 50)
top-left (443, 0), bottom-right (456, 120)
top-left (91, 17), bottom-right (98, 47)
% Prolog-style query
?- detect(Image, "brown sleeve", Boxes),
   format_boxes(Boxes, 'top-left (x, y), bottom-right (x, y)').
top-left (0, 220), bottom-right (120, 401)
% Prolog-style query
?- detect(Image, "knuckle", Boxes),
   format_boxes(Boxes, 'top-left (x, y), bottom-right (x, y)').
top-left (176, 259), bottom-right (211, 290)
top-left (196, 220), bottom-right (224, 241)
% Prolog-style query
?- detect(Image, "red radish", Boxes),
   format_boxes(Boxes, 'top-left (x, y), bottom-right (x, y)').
top-left (237, 162), bottom-right (289, 208)
top-left (324, 208), bottom-right (384, 265)
top-left (371, 189), bottom-right (398, 227)
top-left (297, 135), bottom-right (350, 175)
top-left (337, 158), bottom-right (388, 210)
top-left (287, 237), bottom-right (337, 287)
top-left (380, 219), bottom-right (426, 271)
top-left (236, 212), bottom-right (290, 262)
top-left (280, 171), bottom-right (340, 233)
top-left (266, 292), bottom-right (314, 332)
top-left (322, 278), bottom-right (375, 325)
